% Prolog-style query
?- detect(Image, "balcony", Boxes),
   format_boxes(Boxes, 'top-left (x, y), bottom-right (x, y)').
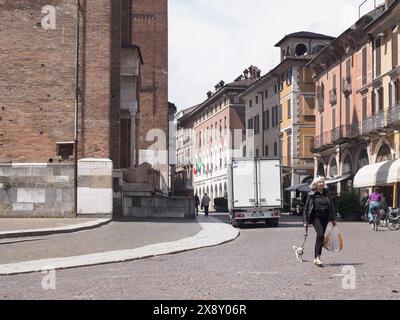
top-left (312, 131), bottom-right (334, 152)
top-left (329, 89), bottom-right (337, 105)
top-left (342, 77), bottom-right (352, 95)
top-left (313, 124), bottom-right (361, 152)
top-left (387, 104), bottom-right (400, 129)
top-left (361, 111), bottom-right (386, 135)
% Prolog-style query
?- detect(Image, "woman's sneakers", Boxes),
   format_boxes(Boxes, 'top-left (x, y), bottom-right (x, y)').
top-left (313, 257), bottom-right (323, 267)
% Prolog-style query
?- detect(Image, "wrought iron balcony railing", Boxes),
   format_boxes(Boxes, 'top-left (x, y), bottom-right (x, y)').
top-left (329, 89), bottom-right (337, 105)
top-left (343, 77), bottom-right (352, 95)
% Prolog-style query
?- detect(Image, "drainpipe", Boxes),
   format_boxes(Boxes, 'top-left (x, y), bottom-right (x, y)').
top-left (74, 0), bottom-right (81, 217)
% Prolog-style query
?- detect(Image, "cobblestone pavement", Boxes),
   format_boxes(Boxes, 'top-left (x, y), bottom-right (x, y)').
top-left (0, 218), bottom-right (202, 264)
top-left (1, 215), bottom-right (400, 300)
top-left (0, 218), bottom-right (98, 232)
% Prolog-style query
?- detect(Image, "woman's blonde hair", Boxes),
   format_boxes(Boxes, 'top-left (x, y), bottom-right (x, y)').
top-left (310, 176), bottom-right (327, 190)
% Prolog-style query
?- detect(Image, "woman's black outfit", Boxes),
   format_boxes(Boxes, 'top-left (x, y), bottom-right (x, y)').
top-left (303, 189), bottom-right (336, 258)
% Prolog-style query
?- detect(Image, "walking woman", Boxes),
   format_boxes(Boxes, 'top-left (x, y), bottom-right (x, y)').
top-left (303, 176), bottom-right (337, 267)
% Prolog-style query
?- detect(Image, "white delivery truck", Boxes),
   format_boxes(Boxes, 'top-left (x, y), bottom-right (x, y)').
top-left (228, 158), bottom-right (283, 228)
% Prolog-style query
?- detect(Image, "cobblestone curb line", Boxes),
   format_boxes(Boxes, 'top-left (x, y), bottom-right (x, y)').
top-left (0, 219), bottom-right (112, 240)
top-left (0, 216), bottom-right (239, 275)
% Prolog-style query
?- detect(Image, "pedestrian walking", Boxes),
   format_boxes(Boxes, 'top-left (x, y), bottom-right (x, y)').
top-left (303, 176), bottom-right (337, 267)
top-left (194, 194), bottom-right (200, 215)
top-left (201, 193), bottom-right (211, 216)
top-left (361, 190), bottom-right (369, 220)
top-left (367, 188), bottom-right (382, 224)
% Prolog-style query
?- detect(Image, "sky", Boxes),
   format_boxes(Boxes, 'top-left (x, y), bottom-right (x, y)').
top-left (168, 0), bottom-right (380, 111)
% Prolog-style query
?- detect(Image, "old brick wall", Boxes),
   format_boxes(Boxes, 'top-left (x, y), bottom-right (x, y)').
top-left (132, 0), bottom-right (168, 192)
top-left (0, 0), bottom-right (113, 163)
top-left (0, 0), bottom-right (76, 162)
top-left (80, 0), bottom-right (112, 159)
top-left (132, 0), bottom-right (168, 151)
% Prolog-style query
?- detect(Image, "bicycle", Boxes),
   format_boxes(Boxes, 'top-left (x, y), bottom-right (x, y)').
top-left (387, 208), bottom-right (400, 231)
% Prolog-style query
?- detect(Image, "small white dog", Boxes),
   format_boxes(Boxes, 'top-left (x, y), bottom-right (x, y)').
top-left (292, 246), bottom-right (305, 262)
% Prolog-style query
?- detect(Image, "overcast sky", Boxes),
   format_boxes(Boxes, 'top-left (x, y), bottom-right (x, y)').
top-left (168, 0), bottom-right (380, 110)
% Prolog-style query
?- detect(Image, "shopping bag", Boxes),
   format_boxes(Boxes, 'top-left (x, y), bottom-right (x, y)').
top-left (324, 225), bottom-right (344, 252)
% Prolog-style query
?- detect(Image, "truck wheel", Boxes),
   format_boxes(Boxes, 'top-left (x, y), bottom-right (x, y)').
top-left (232, 219), bottom-right (243, 228)
top-left (268, 218), bottom-right (279, 228)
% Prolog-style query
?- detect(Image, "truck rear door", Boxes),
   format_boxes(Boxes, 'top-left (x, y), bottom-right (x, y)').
top-left (231, 160), bottom-right (256, 209)
top-left (257, 159), bottom-right (282, 208)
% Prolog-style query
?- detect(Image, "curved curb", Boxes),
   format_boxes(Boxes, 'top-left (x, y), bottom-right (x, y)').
top-left (0, 219), bottom-right (112, 240)
top-left (0, 216), bottom-right (239, 276)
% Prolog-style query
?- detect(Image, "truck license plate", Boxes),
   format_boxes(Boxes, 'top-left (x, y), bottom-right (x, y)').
top-left (252, 212), bottom-right (264, 217)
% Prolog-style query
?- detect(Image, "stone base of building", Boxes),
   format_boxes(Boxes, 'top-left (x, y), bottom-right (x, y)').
top-left (122, 192), bottom-right (195, 219)
top-left (0, 163), bottom-right (75, 218)
top-left (0, 159), bottom-right (114, 218)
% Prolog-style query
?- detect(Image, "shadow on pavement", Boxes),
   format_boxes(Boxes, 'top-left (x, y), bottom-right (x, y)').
top-left (323, 263), bottom-right (364, 268)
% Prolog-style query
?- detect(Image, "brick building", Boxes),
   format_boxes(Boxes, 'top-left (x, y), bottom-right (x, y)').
top-left (132, 0), bottom-right (169, 194)
top-left (0, 0), bottom-right (153, 217)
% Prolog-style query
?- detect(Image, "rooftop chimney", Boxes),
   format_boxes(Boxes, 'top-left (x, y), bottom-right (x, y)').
top-left (207, 91), bottom-right (213, 98)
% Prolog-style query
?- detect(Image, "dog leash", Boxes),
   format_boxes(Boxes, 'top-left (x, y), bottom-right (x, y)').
top-left (302, 225), bottom-right (309, 247)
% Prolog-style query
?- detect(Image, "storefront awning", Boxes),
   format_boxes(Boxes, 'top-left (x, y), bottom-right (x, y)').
top-left (353, 160), bottom-right (397, 188)
top-left (325, 173), bottom-right (352, 185)
top-left (285, 183), bottom-right (311, 192)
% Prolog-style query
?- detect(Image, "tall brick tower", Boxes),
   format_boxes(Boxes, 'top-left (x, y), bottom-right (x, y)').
top-left (0, 0), bottom-right (143, 217)
top-left (132, 0), bottom-right (169, 193)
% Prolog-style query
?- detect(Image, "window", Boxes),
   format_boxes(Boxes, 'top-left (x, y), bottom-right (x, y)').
top-left (345, 97), bottom-right (351, 125)
top-left (333, 74), bottom-right (337, 90)
top-left (219, 120), bottom-right (222, 137)
top-left (346, 59), bottom-right (351, 78)
top-left (263, 110), bottom-right (270, 131)
top-left (362, 47), bottom-right (367, 85)
top-left (210, 125), bottom-right (213, 142)
top-left (320, 114), bottom-right (324, 137)
top-left (254, 115), bottom-right (260, 134)
top-left (372, 90), bottom-right (376, 114)
top-left (255, 96), bottom-right (259, 105)
top-left (287, 134), bottom-right (292, 166)
top-left (278, 104), bottom-right (282, 122)
top-left (274, 142), bottom-right (278, 157)
top-left (392, 26), bottom-right (399, 68)
top-left (249, 99), bottom-right (253, 108)
top-left (248, 118), bottom-right (254, 136)
top-left (378, 87), bottom-right (384, 112)
top-left (199, 130), bottom-right (202, 148)
top-left (265, 90), bottom-right (269, 99)
top-left (376, 38), bottom-right (382, 77)
top-left (275, 105), bottom-right (279, 126)
top-left (265, 145), bottom-right (269, 157)
top-left (256, 149), bottom-right (259, 157)
top-left (362, 95), bottom-right (368, 121)
top-left (287, 69), bottom-right (292, 85)
top-left (224, 117), bottom-right (227, 135)
top-left (331, 107), bottom-right (336, 130)
top-left (304, 136), bottom-right (313, 158)
top-left (272, 107), bottom-right (276, 127)
top-left (57, 142), bottom-right (74, 161)
top-left (287, 99), bottom-right (291, 118)
top-left (303, 97), bottom-right (315, 116)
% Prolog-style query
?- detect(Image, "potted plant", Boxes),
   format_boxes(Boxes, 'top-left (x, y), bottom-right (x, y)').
top-left (336, 192), bottom-right (363, 221)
